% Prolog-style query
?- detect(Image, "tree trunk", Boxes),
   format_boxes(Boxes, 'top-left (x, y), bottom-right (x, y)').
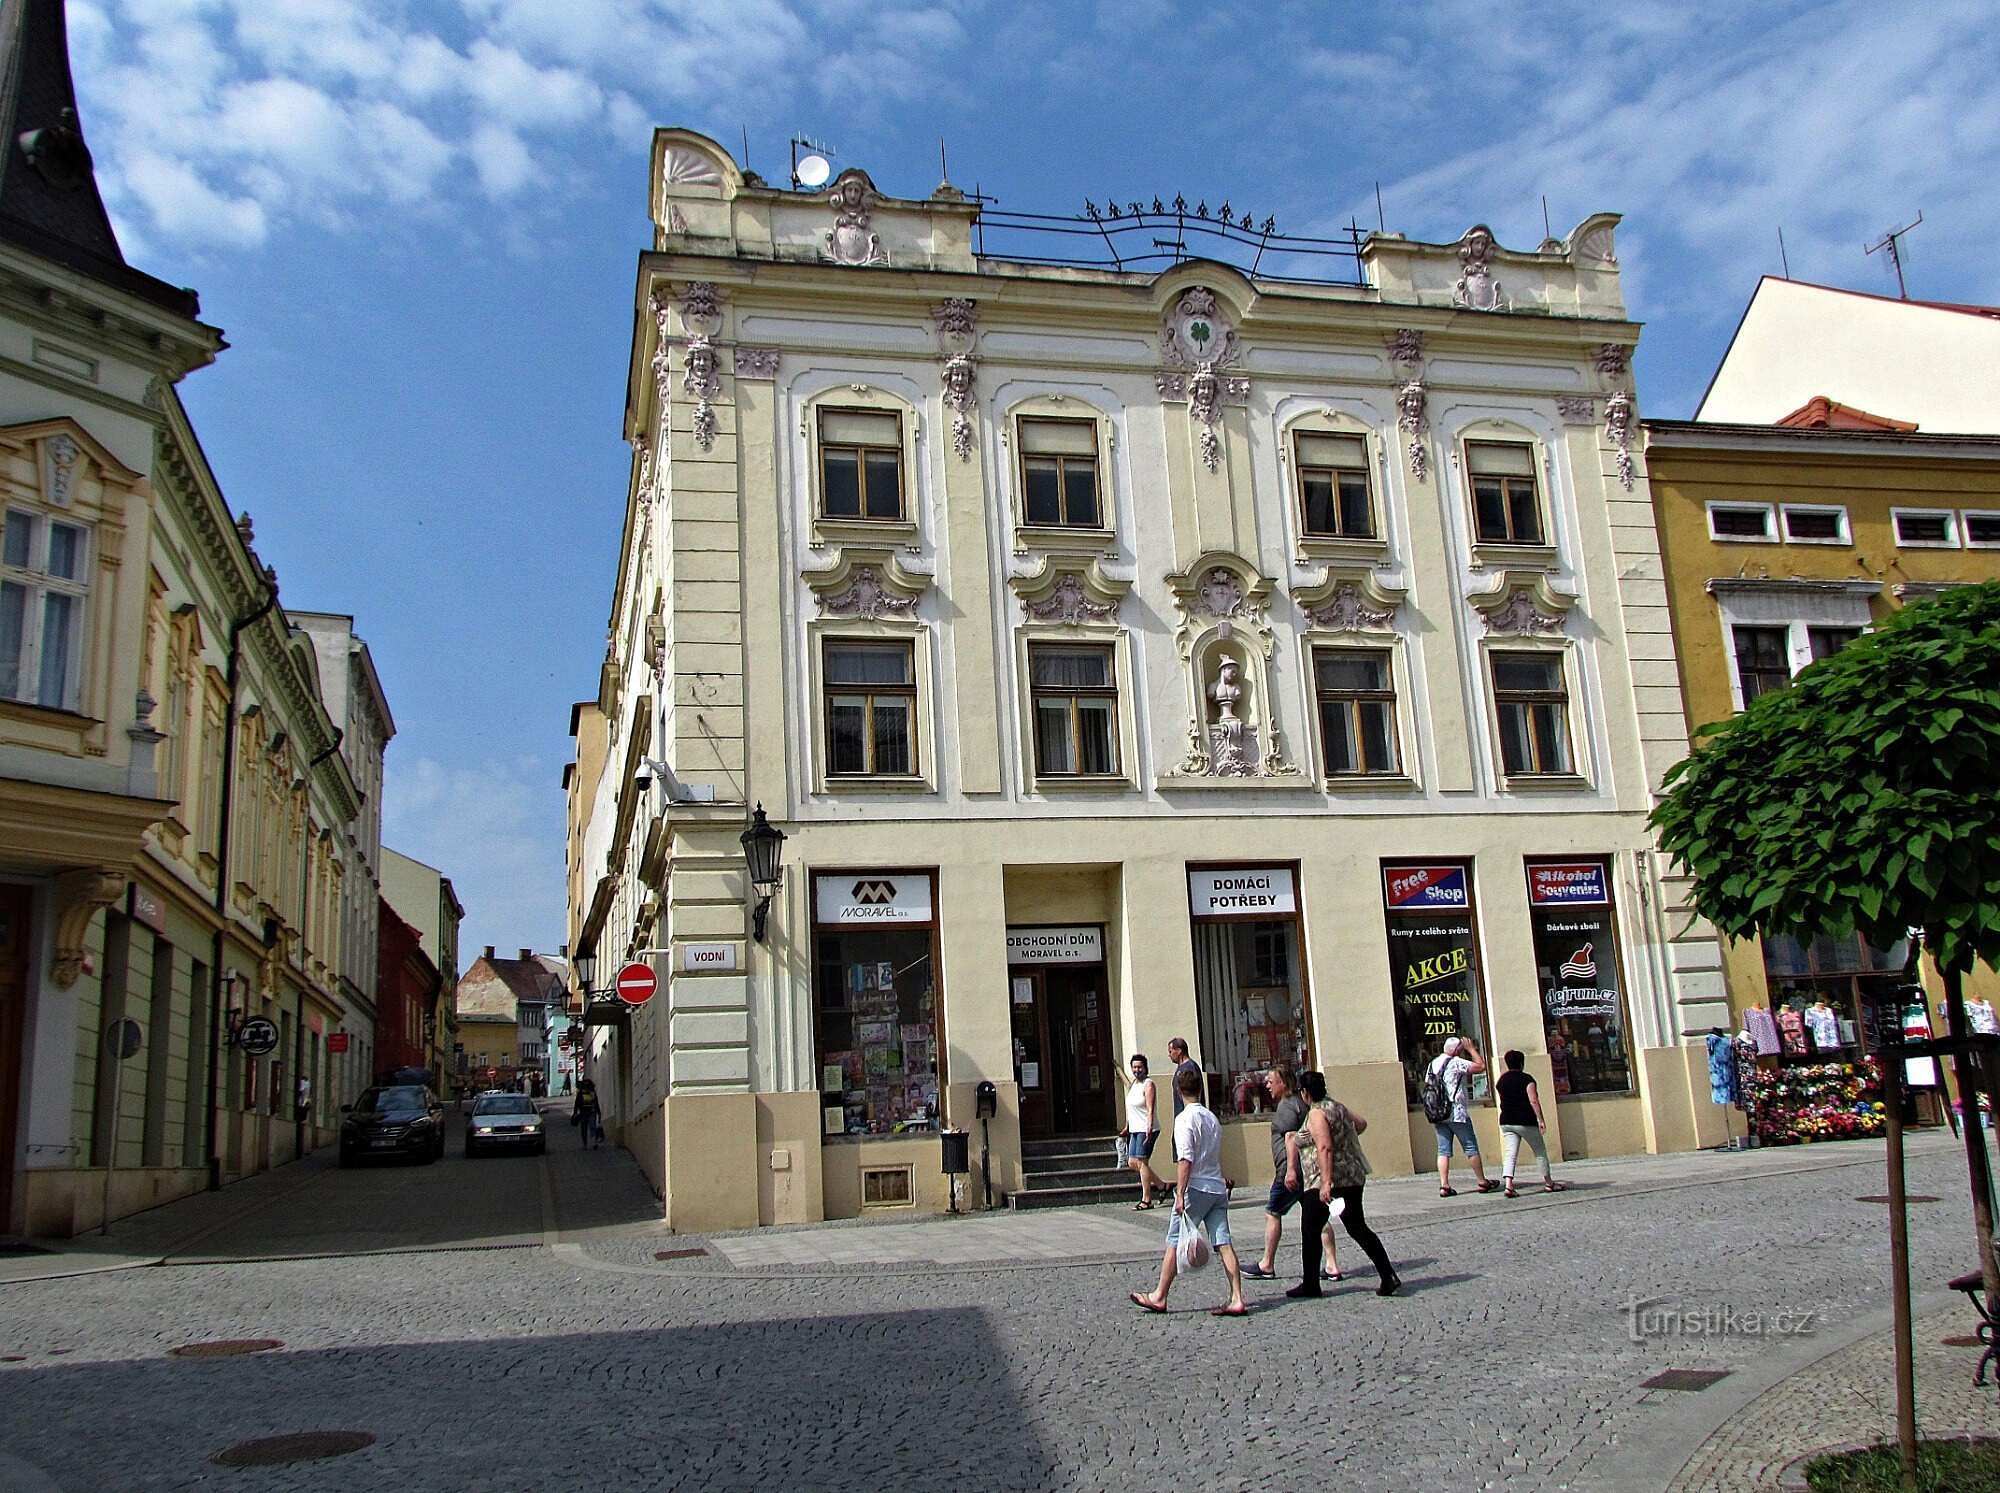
top-left (1883, 1055), bottom-right (1920, 1492)
top-left (1936, 956), bottom-right (2000, 1300)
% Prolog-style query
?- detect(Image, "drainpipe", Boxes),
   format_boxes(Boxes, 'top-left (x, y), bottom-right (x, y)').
top-left (293, 729), bottom-right (343, 1160)
top-left (205, 580), bottom-right (278, 1191)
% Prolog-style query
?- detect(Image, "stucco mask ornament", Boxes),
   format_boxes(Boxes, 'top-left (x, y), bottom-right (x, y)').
top-left (684, 338), bottom-right (722, 452)
top-left (45, 433), bottom-right (78, 506)
top-left (934, 297), bottom-right (979, 463)
top-left (1396, 378), bottom-right (1430, 482)
top-left (1306, 581), bottom-right (1396, 632)
top-left (817, 566), bottom-right (918, 620)
top-left (1604, 389), bottom-right (1635, 491)
top-left (1160, 289), bottom-right (1245, 472)
top-left (1451, 227), bottom-right (1508, 311)
top-left (824, 172), bottom-right (888, 267)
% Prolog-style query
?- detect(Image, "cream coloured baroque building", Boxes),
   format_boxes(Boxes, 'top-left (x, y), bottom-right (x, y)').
top-left (568, 128), bottom-right (1729, 1231)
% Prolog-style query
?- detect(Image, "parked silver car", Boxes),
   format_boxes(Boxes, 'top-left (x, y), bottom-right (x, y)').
top-left (465, 1092), bottom-right (545, 1157)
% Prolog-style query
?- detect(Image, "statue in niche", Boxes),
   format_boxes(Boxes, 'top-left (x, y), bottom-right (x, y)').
top-left (1206, 651), bottom-right (1256, 776)
top-left (1209, 655), bottom-right (1244, 737)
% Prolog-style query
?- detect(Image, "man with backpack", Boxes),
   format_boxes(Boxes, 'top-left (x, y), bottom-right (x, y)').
top-left (1424, 1036), bottom-right (1498, 1197)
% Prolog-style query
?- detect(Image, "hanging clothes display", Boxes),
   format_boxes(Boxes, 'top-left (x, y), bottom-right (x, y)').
top-left (1745, 1006), bottom-right (1781, 1055)
top-left (1705, 1031), bottom-right (1739, 1107)
top-left (1967, 998), bottom-right (1999, 1037)
top-left (1776, 1006), bottom-right (1809, 1056)
top-left (1804, 1002), bottom-right (1841, 1051)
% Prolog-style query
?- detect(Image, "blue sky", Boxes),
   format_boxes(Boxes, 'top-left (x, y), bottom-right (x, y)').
top-left (70, 0), bottom-right (2000, 961)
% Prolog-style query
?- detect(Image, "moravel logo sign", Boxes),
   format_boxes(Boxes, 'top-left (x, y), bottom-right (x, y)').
top-left (852, 880), bottom-right (897, 904)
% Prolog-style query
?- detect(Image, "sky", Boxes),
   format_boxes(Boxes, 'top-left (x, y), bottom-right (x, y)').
top-left (66, 0), bottom-right (2000, 964)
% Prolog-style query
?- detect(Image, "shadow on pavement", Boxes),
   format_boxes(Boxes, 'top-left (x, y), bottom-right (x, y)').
top-left (0, 1307), bottom-right (1053, 1492)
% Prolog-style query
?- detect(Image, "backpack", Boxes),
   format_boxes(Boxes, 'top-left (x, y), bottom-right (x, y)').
top-left (1420, 1058), bottom-right (1454, 1124)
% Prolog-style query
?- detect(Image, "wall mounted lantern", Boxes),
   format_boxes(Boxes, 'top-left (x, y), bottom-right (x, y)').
top-left (739, 803), bottom-right (787, 943)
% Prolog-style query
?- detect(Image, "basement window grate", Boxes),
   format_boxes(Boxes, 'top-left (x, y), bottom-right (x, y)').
top-left (862, 1165), bottom-right (915, 1208)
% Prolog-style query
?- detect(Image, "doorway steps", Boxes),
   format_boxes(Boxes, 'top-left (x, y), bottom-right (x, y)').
top-left (1008, 1135), bottom-right (1137, 1210)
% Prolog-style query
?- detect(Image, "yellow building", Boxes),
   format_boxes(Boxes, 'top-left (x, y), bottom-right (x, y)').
top-left (1646, 409), bottom-right (2000, 1123)
top-left (568, 129), bottom-right (1732, 1231)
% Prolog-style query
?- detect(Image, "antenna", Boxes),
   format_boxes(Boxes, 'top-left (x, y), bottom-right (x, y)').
top-left (1777, 226), bottom-right (1791, 279)
top-left (790, 134), bottom-right (835, 190)
top-left (1864, 210), bottom-right (1923, 299)
top-left (1542, 195), bottom-right (1552, 241)
top-left (1374, 181), bottom-right (1385, 233)
top-left (741, 126), bottom-right (750, 173)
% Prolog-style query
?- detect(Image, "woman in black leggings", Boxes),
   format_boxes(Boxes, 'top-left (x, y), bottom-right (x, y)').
top-left (1288, 1069), bottom-right (1400, 1296)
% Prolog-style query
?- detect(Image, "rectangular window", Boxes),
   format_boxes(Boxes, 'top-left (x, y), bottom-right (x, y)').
top-left (813, 872), bottom-right (940, 1138)
top-left (1017, 418), bottom-right (1101, 528)
top-left (1781, 505), bottom-right (1848, 543)
top-left (1313, 647), bottom-right (1398, 776)
top-left (1467, 442), bottom-right (1543, 545)
top-left (1708, 504), bottom-right (1775, 541)
top-left (817, 409), bottom-right (904, 521)
top-left (823, 641), bottom-right (916, 777)
top-left (1294, 432), bottom-right (1375, 538)
top-left (1187, 867), bottom-right (1309, 1111)
top-left (1893, 509), bottom-right (1958, 547)
top-left (1029, 643), bottom-right (1119, 777)
top-left (1964, 512), bottom-right (2000, 548)
top-left (1490, 651), bottom-right (1571, 775)
top-left (1382, 864), bottom-right (1488, 1107)
top-left (1733, 625), bottom-right (1792, 704)
top-left (1807, 625), bottom-right (1861, 662)
top-left (1525, 860), bottom-right (1633, 1095)
top-left (1, 508), bottom-right (88, 709)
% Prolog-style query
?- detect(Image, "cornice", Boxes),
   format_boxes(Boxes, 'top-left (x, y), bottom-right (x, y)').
top-left (0, 246), bottom-right (222, 380)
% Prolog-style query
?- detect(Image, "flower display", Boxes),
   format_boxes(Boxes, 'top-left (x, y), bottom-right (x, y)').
top-left (1746, 1061), bottom-right (1885, 1146)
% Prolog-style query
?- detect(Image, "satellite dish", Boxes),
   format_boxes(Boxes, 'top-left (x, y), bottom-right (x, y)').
top-left (796, 154), bottom-right (832, 189)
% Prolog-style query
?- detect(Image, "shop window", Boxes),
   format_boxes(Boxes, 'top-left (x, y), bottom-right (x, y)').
top-left (1294, 431), bottom-right (1375, 539)
top-left (1313, 647), bottom-right (1398, 776)
top-left (1732, 625), bottom-right (1791, 705)
top-left (1892, 508), bottom-right (1958, 548)
top-left (1467, 441), bottom-right (1543, 546)
top-left (1, 507), bottom-right (89, 710)
top-left (1489, 650), bottom-right (1571, 776)
top-left (823, 640), bottom-right (916, 777)
top-left (1781, 505), bottom-right (1848, 544)
top-left (813, 872), bottom-right (941, 1137)
top-left (1187, 867), bottom-right (1309, 1114)
top-left (1017, 417), bottom-right (1102, 528)
top-left (1525, 860), bottom-right (1633, 1096)
top-left (1029, 643), bottom-right (1119, 776)
top-left (1707, 503), bottom-right (1775, 542)
top-left (817, 408), bottom-right (904, 521)
top-left (1382, 864), bottom-right (1489, 1107)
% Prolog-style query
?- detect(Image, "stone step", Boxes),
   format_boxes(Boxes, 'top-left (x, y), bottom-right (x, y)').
top-left (1008, 1181), bottom-right (1139, 1211)
top-left (1018, 1163), bottom-right (1134, 1189)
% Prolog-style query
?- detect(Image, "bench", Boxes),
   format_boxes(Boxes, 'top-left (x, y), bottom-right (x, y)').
top-left (1948, 1269), bottom-right (1998, 1388)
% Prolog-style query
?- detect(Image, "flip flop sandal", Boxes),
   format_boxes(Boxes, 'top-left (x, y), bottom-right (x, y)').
top-left (1210, 1304), bottom-right (1248, 1317)
top-left (1476, 1180), bottom-right (1503, 1193)
top-left (1130, 1292), bottom-right (1167, 1314)
top-left (1241, 1263), bottom-right (1275, 1279)
top-left (1134, 1200), bottom-right (1156, 1210)
top-left (1543, 1181), bottom-right (1570, 1192)
top-left (1439, 1187), bottom-right (1457, 1197)
top-left (1503, 1186), bottom-right (1519, 1198)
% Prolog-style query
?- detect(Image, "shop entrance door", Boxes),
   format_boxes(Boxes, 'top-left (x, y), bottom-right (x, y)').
top-left (1009, 963), bottom-right (1113, 1139)
top-left (0, 885), bottom-right (29, 1230)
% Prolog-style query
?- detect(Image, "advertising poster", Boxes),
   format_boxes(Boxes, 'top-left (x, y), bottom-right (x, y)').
top-left (1526, 859), bottom-right (1631, 1094)
top-left (1383, 864), bottom-right (1487, 1103)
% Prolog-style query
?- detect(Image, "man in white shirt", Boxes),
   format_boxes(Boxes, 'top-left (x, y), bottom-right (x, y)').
top-left (1129, 1067), bottom-right (1247, 1316)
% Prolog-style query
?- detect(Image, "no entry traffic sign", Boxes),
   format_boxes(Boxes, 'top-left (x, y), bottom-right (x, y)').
top-left (614, 962), bottom-right (658, 1006)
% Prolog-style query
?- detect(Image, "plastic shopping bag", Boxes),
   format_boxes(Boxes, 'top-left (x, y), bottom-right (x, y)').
top-left (1175, 1209), bottom-right (1212, 1272)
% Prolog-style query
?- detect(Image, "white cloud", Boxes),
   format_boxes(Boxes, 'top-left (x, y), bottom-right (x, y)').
top-left (120, 151), bottom-right (266, 247)
top-left (468, 121), bottom-right (536, 197)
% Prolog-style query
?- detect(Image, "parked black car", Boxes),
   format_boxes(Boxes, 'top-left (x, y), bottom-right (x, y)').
top-left (338, 1084), bottom-right (446, 1166)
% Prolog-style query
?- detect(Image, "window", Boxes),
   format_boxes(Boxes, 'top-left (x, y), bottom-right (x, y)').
top-left (1467, 441), bottom-right (1543, 545)
top-left (1525, 860), bottom-right (1633, 1095)
top-left (1893, 508), bottom-right (1958, 547)
top-left (1781, 505), bottom-right (1848, 544)
top-left (1382, 864), bottom-right (1489, 1107)
top-left (1964, 512), bottom-right (2000, 548)
top-left (1189, 867), bottom-right (1310, 1110)
top-left (1017, 418), bottom-right (1101, 528)
top-left (1, 508), bottom-right (88, 709)
top-left (817, 408), bottom-right (904, 521)
top-left (1707, 503), bottom-right (1775, 541)
top-left (1313, 647), bottom-right (1398, 776)
top-left (1029, 644), bottom-right (1119, 776)
top-left (1490, 651), bottom-right (1571, 775)
top-left (1807, 625), bottom-right (1861, 662)
top-left (1294, 432), bottom-right (1375, 539)
top-left (814, 872), bottom-right (940, 1137)
top-left (1733, 625), bottom-right (1792, 704)
top-left (823, 641), bottom-right (916, 776)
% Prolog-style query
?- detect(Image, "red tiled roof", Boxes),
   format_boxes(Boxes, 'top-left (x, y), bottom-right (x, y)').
top-left (1775, 396), bottom-right (1918, 432)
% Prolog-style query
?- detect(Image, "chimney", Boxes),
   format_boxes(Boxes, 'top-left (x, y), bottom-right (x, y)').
top-left (483, 945), bottom-right (495, 960)
top-left (519, 948), bottom-right (533, 960)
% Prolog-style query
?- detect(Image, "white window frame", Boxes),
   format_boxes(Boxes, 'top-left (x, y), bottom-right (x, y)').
top-left (1483, 641), bottom-right (1581, 785)
top-left (1962, 510), bottom-right (2000, 549)
top-left (1705, 501), bottom-right (1777, 544)
top-left (1891, 507), bottom-right (1960, 549)
top-left (1003, 394), bottom-right (1120, 558)
top-left (1, 505), bottom-right (90, 711)
top-left (1709, 581), bottom-right (1877, 713)
top-left (808, 621), bottom-right (936, 795)
top-left (1013, 626), bottom-right (1138, 795)
top-left (1308, 641), bottom-right (1411, 786)
top-left (1779, 504), bottom-right (1851, 546)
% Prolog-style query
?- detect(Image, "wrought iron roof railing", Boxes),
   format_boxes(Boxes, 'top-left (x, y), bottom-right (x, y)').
top-left (969, 198), bottom-right (1367, 285)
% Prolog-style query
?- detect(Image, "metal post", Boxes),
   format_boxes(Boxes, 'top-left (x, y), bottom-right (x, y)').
top-left (981, 1115), bottom-right (991, 1211)
top-left (1940, 958), bottom-right (2000, 1299)
top-left (1882, 1053), bottom-right (1919, 1490)
top-left (99, 1037), bottom-right (122, 1236)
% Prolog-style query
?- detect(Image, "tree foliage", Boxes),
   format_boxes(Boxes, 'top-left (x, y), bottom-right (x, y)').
top-left (1651, 581), bottom-right (2000, 974)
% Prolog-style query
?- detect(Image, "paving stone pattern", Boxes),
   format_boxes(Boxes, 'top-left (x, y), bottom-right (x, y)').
top-left (0, 1121), bottom-right (1988, 1492)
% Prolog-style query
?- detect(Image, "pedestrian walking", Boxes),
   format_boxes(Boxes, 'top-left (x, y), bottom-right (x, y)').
top-left (1121, 1054), bottom-right (1167, 1208)
top-left (1167, 1037), bottom-right (1200, 1116)
top-left (1497, 1049), bottom-right (1568, 1198)
top-left (1425, 1036), bottom-right (1498, 1195)
top-left (1241, 1064), bottom-right (1339, 1282)
top-left (1129, 1066), bottom-right (1247, 1317)
top-left (1286, 1070), bottom-right (1400, 1297)
top-left (573, 1077), bottom-right (604, 1149)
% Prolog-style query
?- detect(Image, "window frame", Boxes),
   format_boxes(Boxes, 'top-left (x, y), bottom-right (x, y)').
top-left (1891, 507), bottom-right (1960, 549)
top-left (1310, 643), bottom-right (1402, 780)
top-left (1014, 415), bottom-right (1106, 532)
top-left (1962, 510), bottom-right (2000, 549)
top-left (815, 406), bottom-right (907, 525)
top-left (1026, 640), bottom-right (1122, 779)
top-left (1291, 427), bottom-right (1378, 543)
top-left (1705, 501), bottom-right (1777, 543)
top-left (1465, 439), bottom-right (1547, 548)
top-left (0, 504), bottom-right (90, 712)
top-left (1013, 625), bottom-right (1137, 794)
top-left (816, 633), bottom-right (925, 786)
top-left (1779, 503), bottom-right (1850, 545)
top-left (1486, 645), bottom-right (1578, 782)
top-left (1731, 624), bottom-right (1792, 707)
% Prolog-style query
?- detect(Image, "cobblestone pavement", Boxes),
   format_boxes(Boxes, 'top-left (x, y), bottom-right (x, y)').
top-left (0, 1122), bottom-right (1990, 1493)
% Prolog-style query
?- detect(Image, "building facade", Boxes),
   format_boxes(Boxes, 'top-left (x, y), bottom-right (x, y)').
top-left (374, 897), bottom-right (437, 1079)
top-left (380, 846), bottom-right (463, 1083)
top-left (453, 947), bottom-right (565, 1094)
top-left (567, 129), bottom-right (1728, 1231)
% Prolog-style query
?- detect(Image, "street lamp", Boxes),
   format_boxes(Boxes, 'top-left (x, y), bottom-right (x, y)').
top-left (573, 950), bottom-right (597, 1000)
top-left (739, 803), bottom-right (787, 943)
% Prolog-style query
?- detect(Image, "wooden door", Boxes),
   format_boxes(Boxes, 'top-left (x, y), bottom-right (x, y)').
top-left (1008, 967), bottom-right (1053, 1139)
top-left (0, 885), bottom-right (32, 1230)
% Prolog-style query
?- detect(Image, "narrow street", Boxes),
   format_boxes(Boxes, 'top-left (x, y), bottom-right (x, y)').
top-left (1, 1125), bottom-right (1994, 1491)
